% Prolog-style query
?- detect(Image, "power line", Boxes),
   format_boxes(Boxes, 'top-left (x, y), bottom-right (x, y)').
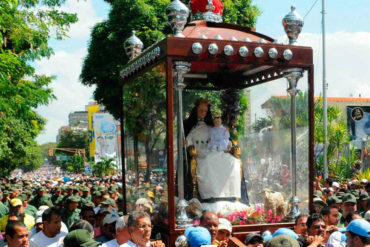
top-left (303, 0), bottom-right (319, 20)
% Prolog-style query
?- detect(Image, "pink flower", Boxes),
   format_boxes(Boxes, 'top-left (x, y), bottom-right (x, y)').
top-left (239, 220), bottom-right (246, 225)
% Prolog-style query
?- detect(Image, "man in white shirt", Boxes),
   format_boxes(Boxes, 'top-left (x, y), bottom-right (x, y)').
top-left (30, 207), bottom-right (68, 247)
top-left (102, 216), bottom-right (130, 247)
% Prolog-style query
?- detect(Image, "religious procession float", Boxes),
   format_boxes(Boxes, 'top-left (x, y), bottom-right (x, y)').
top-left (119, 0), bottom-right (314, 245)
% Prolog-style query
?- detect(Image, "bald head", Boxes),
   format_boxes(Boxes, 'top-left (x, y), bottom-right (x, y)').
top-left (200, 212), bottom-right (219, 242)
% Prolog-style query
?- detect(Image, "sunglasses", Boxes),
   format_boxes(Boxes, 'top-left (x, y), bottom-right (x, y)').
top-left (313, 225), bottom-right (326, 229)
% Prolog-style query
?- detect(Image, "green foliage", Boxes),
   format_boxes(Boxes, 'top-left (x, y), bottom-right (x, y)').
top-left (59, 154), bottom-right (84, 173)
top-left (92, 157), bottom-right (117, 177)
top-left (57, 129), bottom-right (89, 157)
top-left (0, 0), bottom-right (77, 175)
top-left (81, 0), bottom-right (260, 119)
top-left (314, 97), bottom-right (354, 179)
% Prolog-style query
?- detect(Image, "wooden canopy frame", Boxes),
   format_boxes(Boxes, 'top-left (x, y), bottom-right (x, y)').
top-left (120, 21), bottom-right (315, 246)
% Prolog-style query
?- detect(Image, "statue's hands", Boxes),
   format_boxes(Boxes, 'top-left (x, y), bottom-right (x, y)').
top-left (188, 145), bottom-right (197, 157)
top-left (150, 240), bottom-right (165, 247)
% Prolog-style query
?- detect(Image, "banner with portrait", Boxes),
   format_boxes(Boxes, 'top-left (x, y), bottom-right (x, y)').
top-left (347, 106), bottom-right (370, 140)
top-left (93, 113), bottom-right (118, 162)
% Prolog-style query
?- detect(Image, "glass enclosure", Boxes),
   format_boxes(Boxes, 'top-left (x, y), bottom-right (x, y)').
top-left (174, 76), bottom-right (309, 225)
top-left (123, 63), bottom-right (169, 226)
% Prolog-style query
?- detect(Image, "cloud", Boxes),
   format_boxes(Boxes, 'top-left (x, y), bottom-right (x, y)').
top-left (61, 0), bottom-right (103, 39)
top-left (35, 48), bottom-right (96, 144)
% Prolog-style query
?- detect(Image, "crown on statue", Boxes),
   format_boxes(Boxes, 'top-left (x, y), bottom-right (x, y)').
top-left (190, 0), bottom-right (224, 23)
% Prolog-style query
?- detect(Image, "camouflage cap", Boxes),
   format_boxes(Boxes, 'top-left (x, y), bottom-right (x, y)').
top-left (327, 195), bottom-right (342, 205)
top-left (67, 196), bottom-right (80, 203)
top-left (101, 198), bottom-right (116, 206)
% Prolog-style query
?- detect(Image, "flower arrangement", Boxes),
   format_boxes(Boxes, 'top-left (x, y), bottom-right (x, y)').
top-left (212, 204), bottom-right (283, 225)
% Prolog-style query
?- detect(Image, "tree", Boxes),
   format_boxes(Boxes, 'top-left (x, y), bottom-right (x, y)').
top-left (80, 0), bottom-right (260, 119)
top-left (0, 0), bottom-right (77, 176)
top-left (57, 129), bottom-right (89, 157)
top-left (92, 157), bottom-right (117, 177)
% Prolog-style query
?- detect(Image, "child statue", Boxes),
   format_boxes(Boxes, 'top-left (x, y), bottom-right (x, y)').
top-left (208, 113), bottom-right (230, 152)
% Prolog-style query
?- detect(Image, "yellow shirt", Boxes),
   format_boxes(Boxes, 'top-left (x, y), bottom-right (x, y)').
top-left (0, 214), bottom-right (35, 232)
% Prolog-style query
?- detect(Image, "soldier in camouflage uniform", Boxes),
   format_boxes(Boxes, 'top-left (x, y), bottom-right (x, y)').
top-left (61, 195), bottom-right (81, 229)
top-left (29, 187), bottom-right (53, 209)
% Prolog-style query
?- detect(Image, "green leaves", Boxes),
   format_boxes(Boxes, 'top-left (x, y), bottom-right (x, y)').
top-left (0, 0), bottom-right (77, 175)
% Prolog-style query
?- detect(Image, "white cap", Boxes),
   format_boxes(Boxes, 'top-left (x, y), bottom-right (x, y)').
top-left (218, 218), bottom-right (232, 234)
top-left (103, 213), bottom-right (120, 225)
top-left (332, 182), bottom-right (340, 188)
top-left (362, 179), bottom-right (368, 184)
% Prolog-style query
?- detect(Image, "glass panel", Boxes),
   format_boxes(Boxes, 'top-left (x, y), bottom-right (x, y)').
top-left (175, 77), bottom-right (309, 226)
top-left (123, 64), bottom-right (168, 226)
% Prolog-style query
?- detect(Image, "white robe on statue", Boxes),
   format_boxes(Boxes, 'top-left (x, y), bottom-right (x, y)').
top-left (186, 120), bottom-right (241, 200)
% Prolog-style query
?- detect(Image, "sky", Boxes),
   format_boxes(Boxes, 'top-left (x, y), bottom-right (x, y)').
top-left (35, 0), bottom-right (370, 144)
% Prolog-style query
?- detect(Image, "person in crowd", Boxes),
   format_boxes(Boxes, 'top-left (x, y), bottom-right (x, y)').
top-left (344, 219), bottom-right (370, 247)
top-left (121, 211), bottom-right (164, 247)
top-left (200, 211), bottom-right (219, 245)
top-left (244, 233), bottom-right (263, 247)
top-left (30, 207), bottom-right (67, 247)
top-left (344, 213), bottom-right (362, 227)
top-left (321, 206), bottom-right (340, 230)
top-left (80, 205), bottom-right (95, 227)
top-left (0, 192), bottom-right (9, 219)
top-left (63, 229), bottom-right (102, 247)
top-left (96, 213), bottom-right (119, 244)
top-left (313, 198), bottom-right (327, 214)
top-left (29, 187), bottom-right (53, 209)
top-left (0, 199), bottom-right (35, 232)
top-left (215, 218), bottom-right (231, 247)
top-left (102, 216), bottom-right (130, 247)
top-left (303, 213), bottom-right (326, 247)
top-left (185, 226), bottom-right (211, 247)
top-left (293, 214), bottom-right (308, 238)
top-left (340, 193), bottom-right (358, 226)
top-left (4, 221), bottom-right (30, 247)
top-left (60, 196), bottom-right (80, 229)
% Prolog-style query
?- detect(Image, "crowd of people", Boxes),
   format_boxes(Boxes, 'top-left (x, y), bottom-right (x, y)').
top-left (0, 174), bottom-right (370, 247)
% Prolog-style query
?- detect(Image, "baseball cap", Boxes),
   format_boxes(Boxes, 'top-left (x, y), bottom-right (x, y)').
top-left (185, 226), bottom-right (211, 247)
top-left (135, 198), bottom-right (151, 208)
top-left (272, 228), bottom-right (298, 240)
top-left (10, 198), bottom-right (22, 207)
top-left (70, 220), bottom-right (94, 234)
top-left (332, 182), bottom-right (340, 188)
top-left (341, 219), bottom-right (370, 237)
top-left (342, 193), bottom-right (357, 204)
top-left (103, 213), bottom-right (120, 225)
top-left (265, 235), bottom-right (299, 247)
top-left (245, 233), bottom-right (263, 245)
top-left (218, 218), bottom-right (232, 234)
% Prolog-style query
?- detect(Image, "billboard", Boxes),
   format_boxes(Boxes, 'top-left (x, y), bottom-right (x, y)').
top-left (347, 106), bottom-right (370, 140)
top-left (88, 105), bottom-right (99, 158)
top-left (93, 113), bottom-right (118, 162)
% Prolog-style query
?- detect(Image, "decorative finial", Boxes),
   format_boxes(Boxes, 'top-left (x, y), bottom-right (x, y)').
top-left (190, 0), bottom-right (223, 23)
top-left (124, 30), bottom-right (144, 60)
top-left (166, 0), bottom-right (190, 38)
top-left (282, 6), bottom-right (304, 45)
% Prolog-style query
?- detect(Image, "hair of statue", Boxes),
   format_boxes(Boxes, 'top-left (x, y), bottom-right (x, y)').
top-left (184, 98), bottom-right (214, 137)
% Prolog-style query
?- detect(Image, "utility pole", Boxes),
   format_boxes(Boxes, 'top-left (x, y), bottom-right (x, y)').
top-left (322, 0), bottom-right (328, 178)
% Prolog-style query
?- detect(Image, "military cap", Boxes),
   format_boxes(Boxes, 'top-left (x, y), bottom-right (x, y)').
top-left (3, 190), bottom-right (10, 195)
top-left (327, 195), bottom-right (342, 205)
top-left (108, 188), bottom-right (117, 194)
top-left (92, 191), bottom-right (102, 197)
top-left (313, 190), bottom-right (323, 198)
top-left (82, 201), bottom-right (95, 209)
top-left (342, 193), bottom-right (357, 204)
top-left (67, 196), bottom-right (80, 203)
top-left (63, 229), bottom-right (101, 247)
top-left (82, 187), bottom-right (90, 192)
top-left (101, 198), bottom-right (116, 206)
top-left (359, 192), bottom-right (370, 201)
